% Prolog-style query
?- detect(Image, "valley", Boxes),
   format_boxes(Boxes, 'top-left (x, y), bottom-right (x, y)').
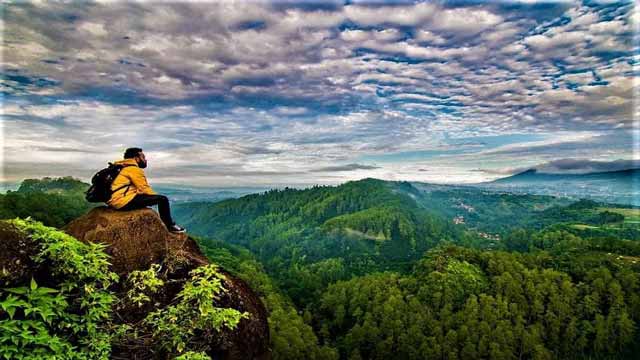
top-left (2, 175), bottom-right (639, 359)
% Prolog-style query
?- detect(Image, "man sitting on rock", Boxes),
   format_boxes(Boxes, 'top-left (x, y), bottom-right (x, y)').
top-left (107, 147), bottom-right (186, 233)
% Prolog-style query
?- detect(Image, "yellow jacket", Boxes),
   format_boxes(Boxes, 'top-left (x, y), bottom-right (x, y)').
top-left (106, 158), bottom-right (157, 209)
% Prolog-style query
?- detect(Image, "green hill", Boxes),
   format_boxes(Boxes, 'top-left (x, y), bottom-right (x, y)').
top-left (174, 178), bottom-right (468, 304)
top-left (17, 176), bottom-right (89, 194)
top-left (409, 182), bottom-right (572, 233)
top-left (0, 177), bottom-right (94, 227)
top-left (403, 183), bottom-right (640, 243)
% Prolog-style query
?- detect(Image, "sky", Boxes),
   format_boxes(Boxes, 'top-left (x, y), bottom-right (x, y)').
top-left (2, 0), bottom-right (639, 187)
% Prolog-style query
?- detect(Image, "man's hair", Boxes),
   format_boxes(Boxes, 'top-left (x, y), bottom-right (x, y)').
top-left (124, 147), bottom-right (143, 159)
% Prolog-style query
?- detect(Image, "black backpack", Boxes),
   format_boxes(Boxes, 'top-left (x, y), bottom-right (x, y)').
top-left (85, 163), bottom-right (133, 203)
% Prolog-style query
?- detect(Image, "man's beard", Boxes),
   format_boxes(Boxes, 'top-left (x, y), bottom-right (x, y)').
top-left (137, 160), bottom-right (147, 168)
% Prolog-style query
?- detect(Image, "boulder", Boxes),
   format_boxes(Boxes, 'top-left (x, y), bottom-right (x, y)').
top-left (64, 206), bottom-right (209, 275)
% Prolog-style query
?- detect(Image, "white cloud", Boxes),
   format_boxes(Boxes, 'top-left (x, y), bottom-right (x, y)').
top-left (344, 3), bottom-right (436, 27)
top-left (523, 31), bottom-right (587, 52)
top-left (414, 30), bottom-right (447, 45)
top-left (2, 1), bottom-right (636, 185)
top-left (429, 7), bottom-right (502, 34)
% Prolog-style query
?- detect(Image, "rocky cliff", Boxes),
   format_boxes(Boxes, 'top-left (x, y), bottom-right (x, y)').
top-left (1, 207), bottom-right (270, 359)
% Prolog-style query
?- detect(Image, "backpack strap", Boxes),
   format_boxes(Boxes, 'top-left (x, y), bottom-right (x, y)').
top-left (110, 164), bottom-right (136, 195)
top-left (111, 184), bottom-right (130, 194)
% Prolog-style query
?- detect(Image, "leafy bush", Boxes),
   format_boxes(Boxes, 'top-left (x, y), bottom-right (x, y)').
top-left (0, 218), bottom-right (118, 359)
top-left (1, 219), bottom-right (251, 359)
top-left (198, 239), bottom-right (339, 360)
top-left (143, 264), bottom-right (249, 354)
top-left (174, 351), bottom-right (211, 360)
top-left (125, 264), bottom-right (164, 307)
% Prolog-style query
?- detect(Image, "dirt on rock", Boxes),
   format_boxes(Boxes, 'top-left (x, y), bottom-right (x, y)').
top-left (64, 207), bottom-right (210, 275)
top-left (0, 221), bottom-right (38, 287)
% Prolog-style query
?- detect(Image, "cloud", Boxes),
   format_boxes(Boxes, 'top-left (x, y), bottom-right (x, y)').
top-left (429, 7), bottom-right (502, 35)
top-left (343, 3), bottom-right (436, 27)
top-left (310, 163), bottom-right (380, 172)
top-left (2, 1), bottom-right (637, 185)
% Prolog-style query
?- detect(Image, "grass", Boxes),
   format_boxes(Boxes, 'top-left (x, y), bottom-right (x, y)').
top-left (605, 253), bottom-right (640, 265)
top-left (571, 224), bottom-right (599, 230)
top-left (598, 207), bottom-right (640, 224)
top-left (344, 228), bottom-right (387, 241)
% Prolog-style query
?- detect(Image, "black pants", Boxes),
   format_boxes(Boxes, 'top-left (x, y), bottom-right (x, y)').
top-left (119, 194), bottom-right (174, 228)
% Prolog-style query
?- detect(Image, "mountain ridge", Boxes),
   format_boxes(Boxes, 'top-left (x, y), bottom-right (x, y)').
top-left (491, 167), bottom-right (640, 183)
top-left (480, 167), bottom-right (639, 205)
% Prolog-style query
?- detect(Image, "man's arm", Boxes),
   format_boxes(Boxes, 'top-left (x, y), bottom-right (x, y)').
top-left (128, 167), bottom-right (157, 195)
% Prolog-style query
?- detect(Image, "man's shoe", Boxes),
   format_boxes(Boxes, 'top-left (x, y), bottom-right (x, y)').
top-left (169, 224), bottom-right (186, 233)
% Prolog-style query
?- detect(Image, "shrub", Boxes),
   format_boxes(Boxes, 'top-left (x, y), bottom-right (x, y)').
top-left (0, 218), bottom-right (118, 359)
top-left (143, 264), bottom-right (249, 355)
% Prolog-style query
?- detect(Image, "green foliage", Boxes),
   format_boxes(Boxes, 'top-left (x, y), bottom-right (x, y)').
top-left (143, 264), bottom-right (248, 355)
top-left (539, 200), bottom-right (631, 229)
top-left (280, 258), bottom-right (347, 305)
top-left (0, 177), bottom-right (94, 228)
top-left (316, 245), bottom-right (639, 359)
top-left (0, 218), bottom-right (118, 359)
top-left (6, 176), bottom-right (640, 359)
top-left (125, 264), bottom-right (165, 307)
top-left (198, 239), bottom-right (338, 360)
top-left (175, 178), bottom-right (640, 359)
top-left (175, 179), bottom-right (465, 305)
top-left (322, 206), bottom-right (415, 243)
top-left (1, 219), bottom-right (251, 359)
top-left (0, 278), bottom-right (73, 359)
top-left (174, 351), bottom-right (211, 360)
top-left (418, 258), bottom-right (488, 309)
top-left (410, 185), bottom-right (638, 241)
top-left (413, 185), bottom-right (571, 235)
top-left (17, 177), bottom-right (89, 194)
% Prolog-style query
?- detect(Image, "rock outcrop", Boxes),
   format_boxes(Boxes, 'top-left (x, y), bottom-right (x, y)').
top-left (67, 207), bottom-right (270, 360)
top-left (64, 207), bottom-right (208, 275)
top-left (2, 207), bottom-right (270, 360)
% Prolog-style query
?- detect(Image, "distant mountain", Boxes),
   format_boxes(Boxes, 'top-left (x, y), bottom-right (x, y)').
top-left (153, 185), bottom-right (267, 203)
top-left (491, 168), bottom-right (640, 184)
top-left (482, 168), bottom-right (640, 205)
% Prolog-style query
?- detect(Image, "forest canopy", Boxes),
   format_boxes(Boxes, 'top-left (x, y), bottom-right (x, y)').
top-left (2, 177), bottom-right (639, 359)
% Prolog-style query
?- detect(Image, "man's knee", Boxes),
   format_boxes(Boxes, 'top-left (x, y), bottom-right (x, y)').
top-left (157, 195), bottom-right (169, 204)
